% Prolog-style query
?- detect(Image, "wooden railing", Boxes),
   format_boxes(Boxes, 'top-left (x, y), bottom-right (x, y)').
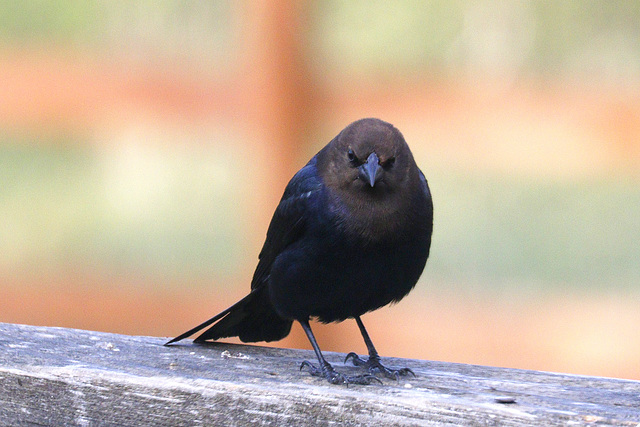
top-left (1, 322), bottom-right (638, 425)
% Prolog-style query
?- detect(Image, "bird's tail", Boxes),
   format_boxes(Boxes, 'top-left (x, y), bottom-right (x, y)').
top-left (164, 287), bottom-right (292, 345)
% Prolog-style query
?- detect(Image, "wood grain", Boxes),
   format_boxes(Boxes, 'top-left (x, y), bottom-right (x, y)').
top-left (1, 323), bottom-right (638, 425)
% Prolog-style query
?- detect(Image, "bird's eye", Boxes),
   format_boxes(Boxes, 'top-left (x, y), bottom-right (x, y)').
top-left (382, 156), bottom-right (396, 169)
top-left (347, 149), bottom-right (360, 166)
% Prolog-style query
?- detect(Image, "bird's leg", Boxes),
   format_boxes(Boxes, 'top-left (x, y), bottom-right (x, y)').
top-left (345, 316), bottom-right (415, 380)
top-left (298, 319), bottom-right (380, 385)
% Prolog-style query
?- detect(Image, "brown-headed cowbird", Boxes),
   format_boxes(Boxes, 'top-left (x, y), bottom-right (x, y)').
top-left (166, 118), bottom-right (433, 385)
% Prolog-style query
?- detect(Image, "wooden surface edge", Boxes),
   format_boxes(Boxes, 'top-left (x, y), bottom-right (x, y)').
top-left (1, 322), bottom-right (639, 425)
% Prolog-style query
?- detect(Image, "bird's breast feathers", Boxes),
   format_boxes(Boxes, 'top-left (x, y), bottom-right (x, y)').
top-left (325, 188), bottom-right (421, 244)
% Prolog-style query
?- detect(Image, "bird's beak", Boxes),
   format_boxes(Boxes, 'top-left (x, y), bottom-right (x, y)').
top-left (358, 152), bottom-right (384, 187)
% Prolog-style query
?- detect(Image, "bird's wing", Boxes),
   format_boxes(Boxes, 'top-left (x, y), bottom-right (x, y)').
top-left (250, 158), bottom-right (323, 290)
top-left (418, 168), bottom-right (431, 200)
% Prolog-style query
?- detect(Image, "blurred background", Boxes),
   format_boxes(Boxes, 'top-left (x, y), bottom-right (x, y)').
top-left (1, 1), bottom-right (639, 380)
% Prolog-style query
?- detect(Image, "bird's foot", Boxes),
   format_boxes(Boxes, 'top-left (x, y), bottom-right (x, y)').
top-left (344, 352), bottom-right (415, 380)
top-left (300, 360), bottom-right (381, 385)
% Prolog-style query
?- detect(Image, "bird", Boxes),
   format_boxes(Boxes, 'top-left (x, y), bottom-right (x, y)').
top-left (166, 118), bottom-right (433, 385)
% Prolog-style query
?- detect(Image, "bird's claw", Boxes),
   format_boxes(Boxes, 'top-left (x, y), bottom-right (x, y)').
top-left (300, 360), bottom-right (381, 385)
top-left (344, 352), bottom-right (368, 366)
top-left (344, 352), bottom-right (416, 380)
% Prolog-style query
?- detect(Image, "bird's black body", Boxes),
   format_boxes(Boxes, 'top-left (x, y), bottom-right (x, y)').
top-left (267, 155), bottom-right (431, 323)
top-left (167, 118), bottom-right (433, 385)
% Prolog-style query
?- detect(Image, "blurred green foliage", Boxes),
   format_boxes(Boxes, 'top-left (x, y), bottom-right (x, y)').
top-left (312, 1), bottom-right (640, 83)
top-left (1, 142), bottom-right (638, 290)
top-left (2, 1), bottom-right (639, 81)
top-left (0, 0), bottom-right (235, 72)
top-left (0, 139), bottom-right (246, 284)
top-left (427, 170), bottom-right (640, 291)
top-left (0, 0), bottom-right (98, 43)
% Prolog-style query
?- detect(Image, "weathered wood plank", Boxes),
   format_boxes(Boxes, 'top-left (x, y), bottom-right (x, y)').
top-left (0, 322), bottom-right (638, 425)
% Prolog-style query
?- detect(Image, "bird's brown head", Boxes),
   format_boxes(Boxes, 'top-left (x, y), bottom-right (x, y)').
top-left (318, 118), bottom-right (418, 197)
